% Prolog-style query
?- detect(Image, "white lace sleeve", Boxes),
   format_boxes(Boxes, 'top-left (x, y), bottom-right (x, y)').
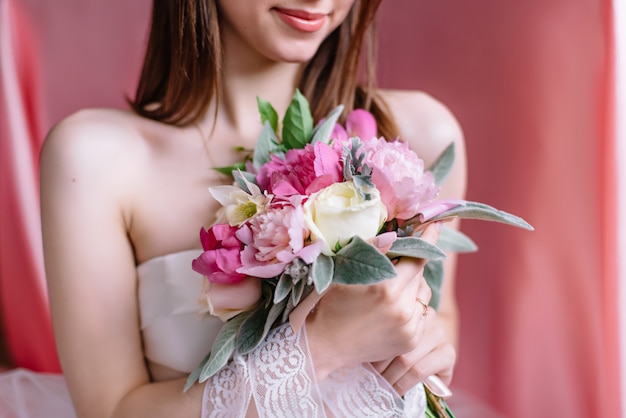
top-left (200, 323), bottom-right (426, 417)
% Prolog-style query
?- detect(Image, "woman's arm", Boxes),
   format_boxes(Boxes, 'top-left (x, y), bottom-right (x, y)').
top-left (41, 111), bottom-right (204, 418)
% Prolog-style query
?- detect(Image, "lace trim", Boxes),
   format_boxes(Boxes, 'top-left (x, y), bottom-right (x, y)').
top-left (249, 324), bottom-right (324, 417)
top-left (320, 363), bottom-right (427, 417)
top-left (202, 355), bottom-right (251, 418)
top-left (201, 323), bottom-right (426, 418)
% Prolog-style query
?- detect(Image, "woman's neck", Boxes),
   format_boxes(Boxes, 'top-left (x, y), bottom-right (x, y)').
top-left (208, 25), bottom-right (305, 143)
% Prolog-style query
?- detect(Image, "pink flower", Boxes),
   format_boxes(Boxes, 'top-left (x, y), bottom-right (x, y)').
top-left (330, 109), bottom-right (378, 142)
top-left (361, 137), bottom-right (440, 220)
top-left (192, 224), bottom-right (247, 284)
top-left (256, 143), bottom-right (342, 198)
top-left (198, 277), bottom-right (262, 322)
top-left (331, 109), bottom-right (378, 150)
top-left (236, 201), bottom-right (322, 278)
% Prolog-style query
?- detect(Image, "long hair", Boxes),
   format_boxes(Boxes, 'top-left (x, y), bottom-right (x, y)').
top-left (130, 0), bottom-right (398, 138)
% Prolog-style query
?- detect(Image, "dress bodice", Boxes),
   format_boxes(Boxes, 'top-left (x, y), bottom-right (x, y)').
top-left (137, 250), bottom-right (223, 381)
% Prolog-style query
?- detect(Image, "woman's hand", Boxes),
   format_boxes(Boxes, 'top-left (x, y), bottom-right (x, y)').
top-left (305, 224), bottom-right (441, 381)
top-left (371, 311), bottom-right (457, 396)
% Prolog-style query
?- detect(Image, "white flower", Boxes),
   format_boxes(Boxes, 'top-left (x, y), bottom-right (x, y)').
top-left (209, 180), bottom-right (271, 226)
top-left (303, 181), bottom-right (387, 256)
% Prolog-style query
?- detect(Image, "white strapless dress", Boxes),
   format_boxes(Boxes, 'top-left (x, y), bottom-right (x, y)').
top-left (0, 250), bottom-right (218, 418)
top-left (0, 250), bottom-right (437, 418)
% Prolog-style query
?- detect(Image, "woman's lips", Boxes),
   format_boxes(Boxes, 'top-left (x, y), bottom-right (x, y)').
top-left (273, 8), bottom-right (327, 33)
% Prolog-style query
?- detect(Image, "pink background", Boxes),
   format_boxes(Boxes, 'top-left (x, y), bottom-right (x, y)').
top-left (0, 0), bottom-right (619, 417)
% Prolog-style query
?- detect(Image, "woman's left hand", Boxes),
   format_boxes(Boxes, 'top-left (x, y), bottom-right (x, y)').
top-left (371, 309), bottom-right (456, 396)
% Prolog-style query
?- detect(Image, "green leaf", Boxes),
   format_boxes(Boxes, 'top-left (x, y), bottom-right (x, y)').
top-left (232, 170), bottom-right (258, 194)
top-left (428, 143), bottom-right (456, 186)
top-left (386, 237), bottom-right (447, 260)
top-left (423, 260), bottom-right (444, 310)
top-left (291, 278), bottom-right (305, 306)
top-left (332, 236), bottom-right (397, 285)
top-left (437, 226), bottom-right (478, 253)
top-left (282, 89), bottom-right (313, 149)
top-left (430, 201), bottom-right (534, 230)
top-left (237, 296), bottom-right (288, 355)
top-left (184, 350), bottom-right (212, 392)
top-left (312, 255), bottom-right (334, 293)
top-left (257, 96), bottom-right (279, 133)
top-left (274, 274), bottom-right (293, 304)
top-left (310, 105), bottom-right (344, 144)
top-left (236, 301), bottom-right (270, 354)
top-left (213, 162), bottom-right (247, 176)
top-left (193, 311), bottom-right (250, 386)
top-left (253, 121), bottom-right (281, 169)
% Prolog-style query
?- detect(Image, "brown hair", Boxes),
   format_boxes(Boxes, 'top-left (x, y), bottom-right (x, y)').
top-left (130, 0), bottom-right (398, 138)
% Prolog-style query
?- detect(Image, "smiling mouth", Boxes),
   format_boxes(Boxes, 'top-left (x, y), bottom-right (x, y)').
top-left (273, 8), bottom-right (327, 33)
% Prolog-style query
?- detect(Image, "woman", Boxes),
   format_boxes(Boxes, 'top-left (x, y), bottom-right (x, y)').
top-left (36, 0), bottom-right (465, 416)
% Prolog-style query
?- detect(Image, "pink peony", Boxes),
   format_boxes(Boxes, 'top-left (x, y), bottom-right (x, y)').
top-left (361, 137), bottom-right (440, 220)
top-left (192, 224), bottom-right (247, 284)
top-left (236, 201), bottom-right (322, 278)
top-left (256, 143), bottom-right (342, 198)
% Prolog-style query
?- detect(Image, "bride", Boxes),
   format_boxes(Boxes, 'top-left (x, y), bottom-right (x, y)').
top-left (10, 0), bottom-right (465, 416)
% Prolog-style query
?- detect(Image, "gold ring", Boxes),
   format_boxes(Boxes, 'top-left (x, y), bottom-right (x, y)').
top-left (416, 297), bottom-right (429, 316)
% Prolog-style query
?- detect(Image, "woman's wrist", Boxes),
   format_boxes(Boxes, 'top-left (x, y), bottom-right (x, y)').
top-left (305, 310), bottom-right (343, 381)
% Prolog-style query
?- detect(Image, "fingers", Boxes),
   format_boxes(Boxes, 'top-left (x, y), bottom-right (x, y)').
top-left (378, 313), bottom-right (456, 396)
top-left (419, 221), bottom-right (442, 244)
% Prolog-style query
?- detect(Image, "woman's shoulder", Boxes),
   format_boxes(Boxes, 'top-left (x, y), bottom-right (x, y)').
top-left (42, 108), bottom-right (155, 169)
top-left (377, 89), bottom-right (464, 166)
top-left (44, 108), bottom-right (148, 152)
top-left (40, 108), bottom-right (158, 196)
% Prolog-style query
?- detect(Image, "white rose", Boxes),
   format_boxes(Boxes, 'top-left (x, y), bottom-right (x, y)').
top-left (303, 181), bottom-right (387, 256)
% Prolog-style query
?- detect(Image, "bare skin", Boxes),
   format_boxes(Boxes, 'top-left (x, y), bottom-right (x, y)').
top-left (40, 2), bottom-right (466, 417)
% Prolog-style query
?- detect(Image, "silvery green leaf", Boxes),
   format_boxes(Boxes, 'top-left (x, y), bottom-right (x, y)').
top-left (428, 143), bottom-right (456, 186)
top-left (236, 301), bottom-right (271, 354)
top-left (437, 226), bottom-right (478, 253)
top-left (282, 89), bottom-right (313, 150)
top-left (291, 278), bottom-right (305, 306)
top-left (191, 311), bottom-right (250, 387)
top-left (238, 296), bottom-right (289, 356)
top-left (232, 170), bottom-right (258, 193)
top-left (311, 105), bottom-right (344, 144)
top-left (257, 96), bottom-right (279, 133)
top-left (282, 284), bottom-right (314, 323)
top-left (184, 350), bottom-right (212, 392)
top-left (274, 273), bottom-right (293, 304)
top-left (264, 297), bottom-right (288, 337)
top-left (386, 237), bottom-right (447, 260)
top-left (424, 260), bottom-right (444, 310)
top-left (253, 121), bottom-right (280, 168)
top-left (312, 255), bottom-right (334, 293)
top-left (333, 236), bottom-right (397, 285)
top-left (430, 201), bottom-right (534, 230)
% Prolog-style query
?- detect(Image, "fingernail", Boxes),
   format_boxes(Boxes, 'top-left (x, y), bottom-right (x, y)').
top-left (434, 221), bottom-right (442, 232)
top-left (423, 375), bottom-right (453, 398)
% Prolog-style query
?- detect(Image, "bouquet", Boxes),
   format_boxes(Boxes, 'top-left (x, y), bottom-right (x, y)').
top-left (185, 90), bottom-right (532, 416)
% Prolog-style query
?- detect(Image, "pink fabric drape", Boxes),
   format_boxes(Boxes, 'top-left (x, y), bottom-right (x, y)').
top-left (0, 0), bottom-right (620, 417)
top-left (0, 0), bottom-right (57, 372)
top-left (378, 1), bottom-right (620, 416)
top-left (0, 0), bottom-right (151, 371)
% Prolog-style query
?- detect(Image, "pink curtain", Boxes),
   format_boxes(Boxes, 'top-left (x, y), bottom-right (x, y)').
top-left (378, 0), bottom-right (619, 416)
top-left (0, 0), bottom-right (619, 417)
top-left (0, 0), bottom-right (151, 372)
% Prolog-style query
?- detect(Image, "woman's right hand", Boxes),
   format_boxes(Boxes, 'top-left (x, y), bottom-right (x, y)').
top-left (305, 224), bottom-right (440, 380)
